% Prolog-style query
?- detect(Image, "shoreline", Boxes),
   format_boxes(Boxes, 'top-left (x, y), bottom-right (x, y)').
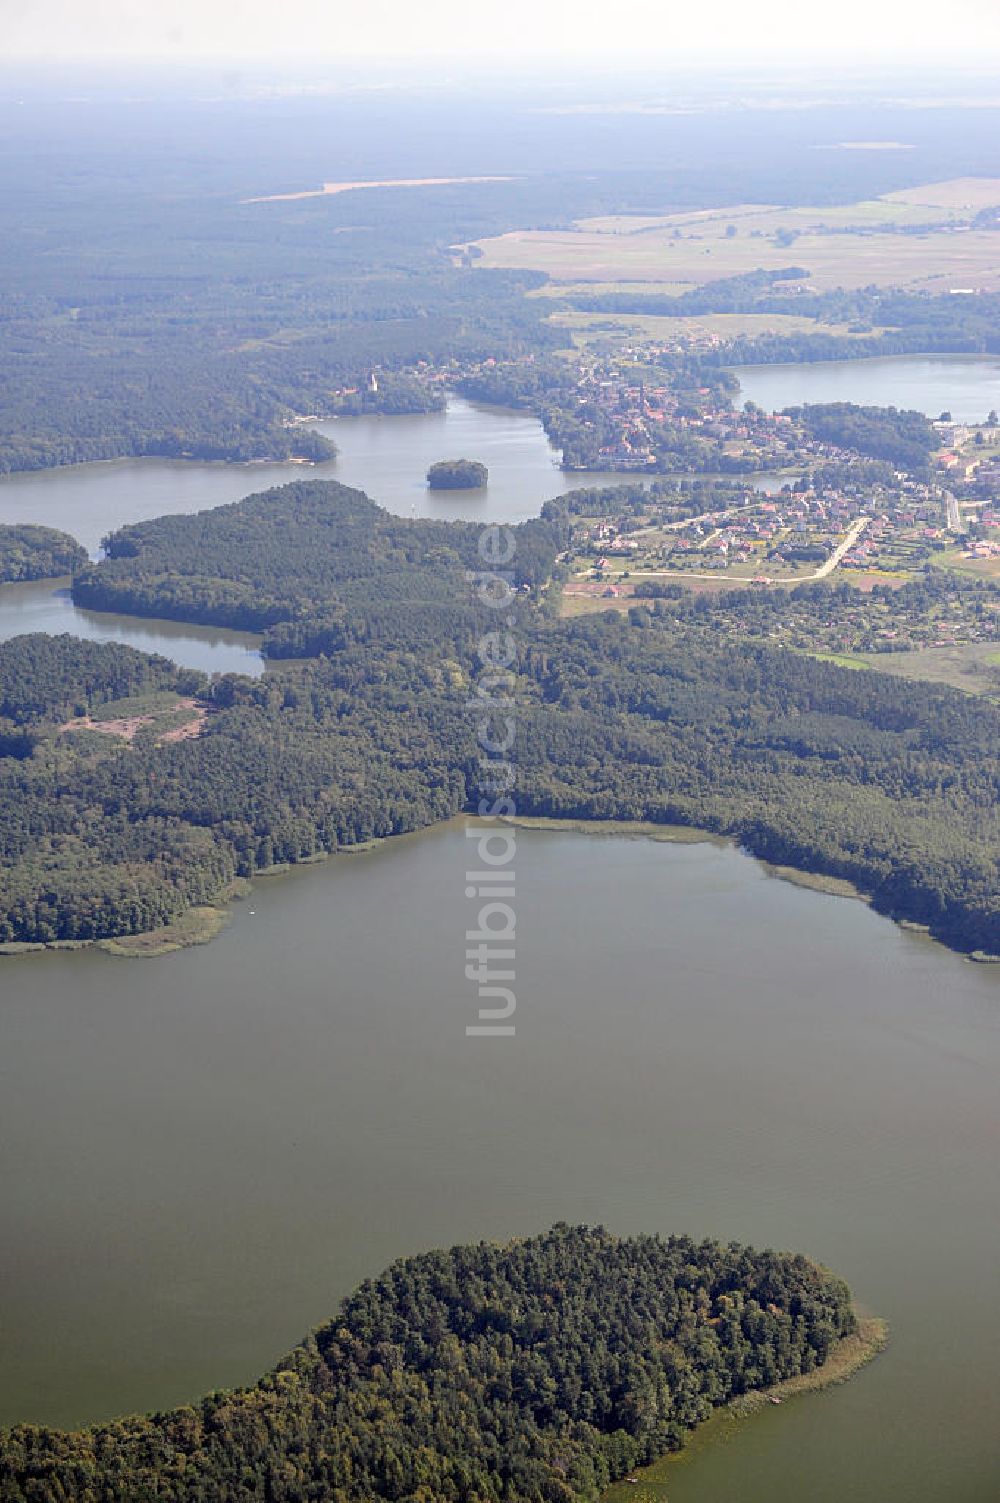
top-left (602, 1314), bottom-right (889, 1503)
top-left (0, 812), bottom-right (990, 963)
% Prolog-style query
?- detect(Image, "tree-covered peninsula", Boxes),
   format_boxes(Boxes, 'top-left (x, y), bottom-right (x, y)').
top-left (71, 480), bottom-right (559, 633)
top-left (0, 1223), bottom-right (864, 1503)
top-left (4, 480), bottom-right (1000, 954)
top-left (0, 524), bottom-right (88, 583)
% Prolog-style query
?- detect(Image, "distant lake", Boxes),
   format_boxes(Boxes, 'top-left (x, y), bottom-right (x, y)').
top-left (0, 398), bottom-right (624, 556)
top-left (3, 367), bottom-right (1000, 671)
top-left (0, 578), bottom-right (264, 676)
top-left (1, 822), bottom-right (999, 1503)
top-left (312, 397), bottom-right (628, 521)
top-left (0, 399), bottom-right (627, 673)
top-left (732, 353), bottom-right (1000, 422)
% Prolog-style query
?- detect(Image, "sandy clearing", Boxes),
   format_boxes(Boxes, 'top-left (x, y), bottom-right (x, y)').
top-left (245, 175), bottom-right (515, 204)
top-left (60, 698), bottom-right (209, 746)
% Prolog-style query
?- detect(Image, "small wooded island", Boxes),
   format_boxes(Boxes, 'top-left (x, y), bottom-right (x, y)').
top-left (0, 1224), bottom-right (882, 1502)
top-left (427, 457), bottom-right (488, 488)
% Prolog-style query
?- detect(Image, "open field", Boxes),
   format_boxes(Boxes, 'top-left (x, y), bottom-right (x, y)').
top-left (857, 641), bottom-right (1000, 695)
top-left (558, 577), bottom-right (740, 615)
top-left (59, 693), bottom-right (207, 746)
top-left (579, 198), bottom-right (954, 235)
top-left (473, 179), bottom-right (1000, 292)
top-left (803, 643), bottom-right (1000, 698)
top-left (936, 546), bottom-right (1000, 580)
top-left (550, 309), bottom-right (885, 348)
top-left (884, 177), bottom-right (1000, 210)
top-left (476, 224), bottom-right (1000, 292)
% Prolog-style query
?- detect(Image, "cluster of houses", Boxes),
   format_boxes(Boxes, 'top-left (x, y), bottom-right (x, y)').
top-left (578, 472), bottom-right (963, 581)
top-left (577, 369), bottom-right (823, 471)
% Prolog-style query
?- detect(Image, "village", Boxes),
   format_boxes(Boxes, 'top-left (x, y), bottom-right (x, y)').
top-left (564, 473), bottom-right (963, 591)
top-left (322, 346), bottom-right (1000, 588)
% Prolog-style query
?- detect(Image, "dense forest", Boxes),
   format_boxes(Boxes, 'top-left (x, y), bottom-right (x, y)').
top-left (0, 1223), bottom-right (857, 1503)
top-left (3, 482), bottom-right (1000, 953)
top-left (0, 524), bottom-right (88, 583)
top-left (0, 148), bottom-right (563, 473)
top-left (73, 480), bottom-right (567, 634)
top-left (785, 403), bottom-right (939, 471)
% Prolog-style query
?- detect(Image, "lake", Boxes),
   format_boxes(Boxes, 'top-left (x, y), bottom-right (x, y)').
top-left (1, 822), bottom-right (999, 1502)
top-left (0, 397), bottom-right (623, 672)
top-left (0, 398), bottom-right (623, 556)
top-left (0, 578), bottom-right (264, 676)
top-left (732, 353), bottom-right (1000, 422)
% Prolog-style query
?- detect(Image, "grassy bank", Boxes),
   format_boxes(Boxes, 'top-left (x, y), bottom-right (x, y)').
top-left (501, 814), bottom-right (726, 845)
top-left (762, 861), bottom-right (867, 902)
top-left (602, 1315), bottom-right (888, 1503)
top-left (96, 903), bottom-right (234, 958)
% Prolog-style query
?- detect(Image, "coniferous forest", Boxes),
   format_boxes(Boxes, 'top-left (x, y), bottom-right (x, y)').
top-left (2, 480), bottom-right (1000, 954)
top-left (0, 1224), bottom-right (856, 1503)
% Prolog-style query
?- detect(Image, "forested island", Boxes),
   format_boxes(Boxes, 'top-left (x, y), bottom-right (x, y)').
top-left (427, 458), bottom-right (489, 489)
top-left (3, 479), bottom-right (1000, 955)
top-left (0, 525), bottom-right (88, 583)
top-left (0, 1223), bottom-right (874, 1502)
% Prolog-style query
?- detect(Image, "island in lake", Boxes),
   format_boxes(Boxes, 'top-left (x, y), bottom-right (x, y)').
top-left (427, 457), bottom-right (489, 489)
top-left (0, 1224), bottom-right (884, 1502)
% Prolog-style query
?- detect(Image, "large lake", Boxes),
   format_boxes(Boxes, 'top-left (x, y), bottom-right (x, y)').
top-left (1, 823), bottom-right (999, 1503)
top-left (0, 398), bottom-right (622, 556)
top-left (733, 353), bottom-right (1000, 422)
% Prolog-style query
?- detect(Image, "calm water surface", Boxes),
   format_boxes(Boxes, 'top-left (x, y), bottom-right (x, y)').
top-left (0, 398), bottom-right (620, 671)
top-left (733, 354), bottom-right (1000, 423)
top-left (0, 398), bottom-right (622, 554)
top-left (1, 825), bottom-right (999, 1502)
top-left (311, 398), bottom-right (625, 520)
top-left (0, 578), bottom-right (264, 676)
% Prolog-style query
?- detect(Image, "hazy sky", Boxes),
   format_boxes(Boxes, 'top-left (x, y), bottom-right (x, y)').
top-left (3, 0), bottom-right (999, 63)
